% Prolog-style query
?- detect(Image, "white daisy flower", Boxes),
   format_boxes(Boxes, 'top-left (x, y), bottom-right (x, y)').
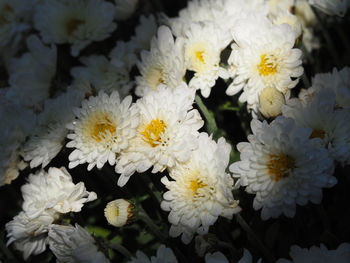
top-left (127, 245), bottom-right (178, 263)
top-left (114, 0), bottom-right (138, 21)
top-left (277, 243), bottom-right (350, 263)
top-left (5, 211), bottom-right (57, 260)
top-left (21, 89), bottom-right (85, 169)
top-left (135, 26), bottom-right (185, 97)
top-left (115, 85), bottom-right (203, 187)
top-left (179, 21), bottom-right (230, 98)
top-left (0, 0), bottom-right (34, 49)
top-left (309, 0), bottom-right (350, 17)
top-left (282, 89), bottom-right (350, 165)
top-left (66, 91), bottom-right (139, 171)
top-left (21, 167), bottom-right (97, 219)
top-left (71, 55), bottom-right (133, 97)
top-left (299, 67), bottom-right (350, 109)
top-left (34, 0), bottom-right (117, 56)
top-left (227, 15), bottom-right (303, 108)
top-left (6, 34), bottom-right (56, 110)
top-left (161, 133), bottom-right (241, 244)
top-left (230, 117), bottom-right (336, 220)
top-left (48, 224), bottom-right (110, 263)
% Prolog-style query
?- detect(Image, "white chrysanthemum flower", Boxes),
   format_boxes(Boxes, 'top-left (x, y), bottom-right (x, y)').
top-left (0, 98), bottom-right (36, 186)
top-left (109, 40), bottom-right (137, 72)
top-left (71, 55), bottom-right (132, 97)
top-left (282, 89), bottom-right (350, 165)
top-left (135, 26), bottom-right (185, 97)
top-left (48, 224), bottom-right (110, 263)
top-left (115, 85), bottom-right (203, 187)
top-left (21, 167), bottom-right (97, 219)
top-left (127, 245), bottom-right (178, 263)
top-left (230, 117), bottom-right (336, 220)
top-left (6, 34), bottom-right (56, 110)
top-left (130, 15), bottom-right (158, 53)
top-left (170, 0), bottom-right (268, 38)
top-left (277, 243), bottom-right (350, 263)
top-left (309, 0), bottom-right (350, 17)
top-left (6, 211), bottom-right (57, 260)
top-left (271, 9), bottom-right (302, 38)
top-left (161, 133), bottom-right (241, 244)
top-left (104, 199), bottom-right (134, 227)
top-left (179, 21), bottom-right (230, 98)
top-left (205, 249), bottom-right (255, 263)
top-left (66, 91), bottom-right (139, 170)
top-left (299, 67), bottom-right (350, 109)
top-left (114, 0), bottom-right (138, 20)
top-left (0, 0), bottom-right (33, 48)
top-left (227, 15), bottom-right (303, 108)
top-left (34, 0), bottom-right (117, 56)
top-left (21, 89), bottom-right (85, 168)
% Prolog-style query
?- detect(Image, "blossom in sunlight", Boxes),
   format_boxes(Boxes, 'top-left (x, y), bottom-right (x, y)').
top-left (48, 224), bottom-right (110, 263)
top-left (71, 55), bottom-right (133, 98)
top-left (226, 15), bottom-right (303, 109)
top-left (115, 85), bottom-right (203, 187)
top-left (5, 211), bottom-right (57, 260)
top-left (277, 243), bottom-right (350, 263)
top-left (230, 117), bottom-right (336, 220)
top-left (282, 89), bottom-right (350, 165)
top-left (104, 199), bottom-right (134, 227)
top-left (66, 91), bottom-right (139, 171)
top-left (299, 67), bottom-right (350, 109)
top-left (21, 89), bottom-right (85, 169)
top-left (21, 167), bottom-right (97, 219)
top-left (135, 26), bottom-right (186, 97)
top-left (309, 0), bottom-right (350, 17)
top-left (34, 0), bottom-right (117, 56)
top-left (161, 133), bottom-right (241, 244)
top-left (6, 34), bottom-right (56, 111)
top-left (114, 0), bottom-right (138, 20)
top-left (127, 245), bottom-right (178, 263)
top-left (180, 21), bottom-right (230, 98)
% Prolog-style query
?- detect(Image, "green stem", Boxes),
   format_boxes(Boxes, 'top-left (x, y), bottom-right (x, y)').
top-left (195, 94), bottom-right (218, 136)
top-left (235, 214), bottom-right (275, 263)
top-left (138, 206), bottom-right (167, 242)
top-left (108, 242), bottom-right (133, 259)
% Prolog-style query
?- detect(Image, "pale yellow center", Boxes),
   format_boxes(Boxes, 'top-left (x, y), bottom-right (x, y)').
top-left (190, 179), bottom-right (207, 195)
top-left (258, 54), bottom-right (277, 76)
top-left (91, 116), bottom-right (116, 142)
top-left (146, 67), bottom-right (165, 90)
top-left (195, 51), bottom-right (205, 63)
top-left (66, 18), bottom-right (84, 35)
top-left (141, 118), bottom-right (166, 147)
top-left (267, 154), bottom-right (295, 181)
top-left (309, 129), bottom-right (325, 140)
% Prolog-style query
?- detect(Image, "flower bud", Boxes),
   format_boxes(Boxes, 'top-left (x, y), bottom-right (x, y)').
top-left (104, 199), bottom-right (134, 227)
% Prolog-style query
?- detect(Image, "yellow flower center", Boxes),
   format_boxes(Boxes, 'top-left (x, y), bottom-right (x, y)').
top-left (309, 129), bottom-right (325, 140)
top-left (190, 179), bottom-right (207, 195)
top-left (141, 118), bottom-right (166, 147)
top-left (91, 116), bottom-right (116, 142)
top-left (146, 67), bottom-right (165, 90)
top-left (195, 51), bottom-right (205, 63)
top-left (258, 54), bottom-right (277, 76)
top-left (66, 18), bottom-right (84, 35)
top-left (267, 154), bottom-right (295, 181)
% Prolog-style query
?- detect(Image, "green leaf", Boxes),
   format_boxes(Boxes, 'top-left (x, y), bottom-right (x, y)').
top-left (87, 226), bottom-right (111, 239)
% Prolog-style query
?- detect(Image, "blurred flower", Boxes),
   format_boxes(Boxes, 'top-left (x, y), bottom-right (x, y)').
top-left (66, 91), bottom-right (139, 170)
top-left (104, 199), bottom-right (134, 227)
top-left (161, 133), bottom-right (241, 244)
top-left (205, 249), bottom-right (255, 263)
top-left (21, 167), bottom-right (97, 219)
top-left (115, 85), bottom-right (203, 187)
top-left (127, 245), bottom-right (177, 263)
top-left (135, 26), bottom-right (185, 97)
top-left (114, 0), bottom-right (138, 21)
top-left (48, 224), bottom-right (110, 263)
top-left (277, 243), bottom-right (350, 263)
top-left (309, 0), bottom-right (350, 17)
top-left (230, 117), bottom-right (336, 220)
top-left (34, 0), bottom-right (117, 56)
